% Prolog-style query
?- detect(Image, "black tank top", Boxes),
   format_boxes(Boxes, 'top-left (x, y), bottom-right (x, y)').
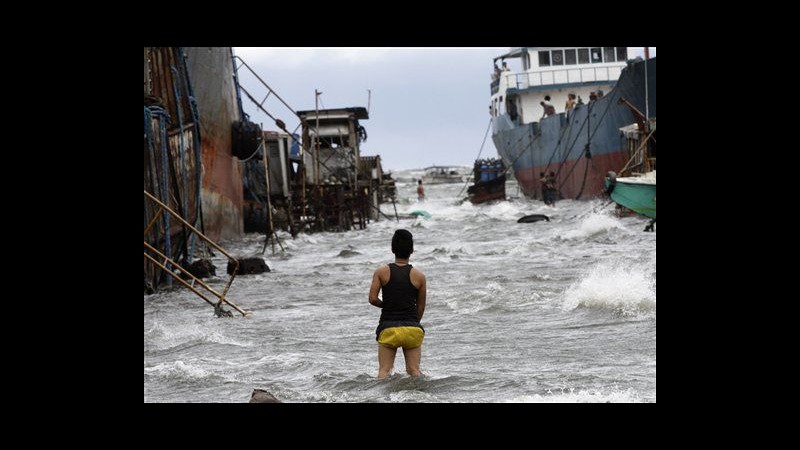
top-left (379, 263), bottom-right (419, 323)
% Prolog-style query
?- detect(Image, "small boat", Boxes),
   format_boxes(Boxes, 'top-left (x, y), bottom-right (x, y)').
top-left (467, 158), bottom-right (506, 204)
top-left (409, 210), bottom-right (432, 219)
top-left (605, 117), bottom-right (656, 230)
top-left (605, 171), bottom-right (655, 219)
top-left (421, 166), bottom-right (467, 184)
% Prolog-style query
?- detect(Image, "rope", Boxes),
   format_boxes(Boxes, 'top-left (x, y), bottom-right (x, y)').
top-left (574, 156), bottom-right (591, 200)
top-left (178, 47), bottom-right (205, 257)
top-left (239, 85), bottom-right (337, 174)
top-left (543, 114), bottom-right (576, 174)
top-left (144, 106), bottom-right (162, 252)
top-left (239, 138), bottom-right (262, 163)
top-left (170, 66), bottom-right (191, 263)
top-left (568, 198), bottom-right (615, 222)
top-left (554, 88), bottom-right (619, 195)
top-left (457, 118), bottom-right (492, 198)
top-left (157, 110), bottom-right (172, 285)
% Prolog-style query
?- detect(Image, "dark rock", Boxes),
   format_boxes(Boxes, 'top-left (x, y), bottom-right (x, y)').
top-left (227, 257), bottom-right (270, 275)
top-left (182, 259), bottom-right (216, 279)
top-left (214, 302), bottom-right (234, 318)
top-left (249, 389), bottom-right (282, 403)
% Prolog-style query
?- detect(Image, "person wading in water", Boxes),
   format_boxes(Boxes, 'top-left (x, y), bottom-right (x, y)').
top-left (368, 229), bottom-right (427, 378)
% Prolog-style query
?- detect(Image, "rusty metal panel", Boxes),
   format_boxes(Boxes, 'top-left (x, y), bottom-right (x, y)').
top-left (184, 47), bottom-right (244, 241)
top-left (145, 47), bottom-right (242, 291)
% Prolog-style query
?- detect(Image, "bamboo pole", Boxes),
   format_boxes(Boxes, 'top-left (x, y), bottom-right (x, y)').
top-left (144, 190), bottom-right (237, 263)
top-left (391, 195), bottom-right (399, 222)
top-left (315, 90), bottom-right (321, 186)
top-left (144, 207), bottom-right (164, 237)
top-left (618, 125), bottom-right (657, 176)
top-left (144, 251), bottom-right (216, 306)
top-left (264, 140), bottom-right (276, 255)
top-left (144, 189), bottom-right (239, 298)
top-left (143, 244), bottom-right (247, 316)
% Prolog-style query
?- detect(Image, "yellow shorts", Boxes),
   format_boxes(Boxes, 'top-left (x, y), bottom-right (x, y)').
top-left (377, 326), bottom-right (424, 350)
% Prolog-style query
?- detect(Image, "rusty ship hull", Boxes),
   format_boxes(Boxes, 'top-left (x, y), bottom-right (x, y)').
top-left (144, 47), bottom-right (244, 291)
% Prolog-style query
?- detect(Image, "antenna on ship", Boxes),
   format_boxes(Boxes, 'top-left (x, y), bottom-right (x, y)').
top-left (367, 89), bottom-right (372, 115)
top-left (644, 47), bottom-right (650, 120)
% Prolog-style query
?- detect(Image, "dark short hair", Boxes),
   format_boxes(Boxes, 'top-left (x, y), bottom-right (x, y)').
top-left (418, 179), bottom-right (422, 185)
top-left (392, 229), bottom-right (413, 258)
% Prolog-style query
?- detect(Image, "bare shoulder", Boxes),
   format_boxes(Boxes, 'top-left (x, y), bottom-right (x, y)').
top-left (374, 264), bottom-right (390, 282)
top-left (410, 267), bottom-right (426, 284)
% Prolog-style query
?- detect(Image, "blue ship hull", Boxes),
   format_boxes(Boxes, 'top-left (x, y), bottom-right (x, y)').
top-left (492, 57), bottom-right (656, 200)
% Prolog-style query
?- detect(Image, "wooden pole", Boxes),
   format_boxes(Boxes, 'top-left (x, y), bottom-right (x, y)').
top-left (391, 195), bottom-right (399, 222)
top-left (644, 47), bottom-right (650, 120)
top-left (262, 136), bottom-right (276, 255)
top-left (315, 90), bottom-right (321, 186)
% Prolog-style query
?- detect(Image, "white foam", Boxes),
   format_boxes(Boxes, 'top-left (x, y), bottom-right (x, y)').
top-left (144, 360), bottom-right (212, 380)
top-left (562, 212), bottom-right (624, 240)
top-left (505, 388), bottom-right (643, 403)
top-left (145, 322), bottom-right (252, 351)
top-left (561, 260), bottom-right (656, 316)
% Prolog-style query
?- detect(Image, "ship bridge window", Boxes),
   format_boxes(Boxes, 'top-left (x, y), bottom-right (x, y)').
top-left (552, 50), bottom-right (564, 66)
top-left (578, 48), bottom-right (590, 64)
top-left (604, 47), bottom-right (616, 62)
top-left (616, 47), bottom-right (628, 61)
top-left (591, 48), bottom-right (602, 63)
top-left (565, 49), bottom-right (577, 65)
top-left (538, 51), bottom-right (550, 67)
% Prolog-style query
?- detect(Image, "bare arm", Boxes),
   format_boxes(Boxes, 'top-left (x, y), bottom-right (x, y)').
top-left (369, 266), bottom-right (384, 308)
top-left (416, 272), bottom-right (427, 321)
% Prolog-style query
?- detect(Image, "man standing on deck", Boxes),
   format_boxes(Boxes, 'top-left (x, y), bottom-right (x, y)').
top-left (541, 95), bottom-right (555, 118)
top-left (368, 229), bottom-right (427, 379)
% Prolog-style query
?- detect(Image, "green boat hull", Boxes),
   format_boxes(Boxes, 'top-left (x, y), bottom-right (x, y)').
top-left (409, 210), bottom-right (432, 219)
top-left (605, 178), bottom-right (656, 219)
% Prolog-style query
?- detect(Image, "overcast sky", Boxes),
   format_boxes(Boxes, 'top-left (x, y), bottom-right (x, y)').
top-left (234, 47), bottom-right (655, 172)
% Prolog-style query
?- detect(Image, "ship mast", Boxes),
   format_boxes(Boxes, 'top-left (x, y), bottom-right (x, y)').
top-left (644, 47), bottom-right (650, 120)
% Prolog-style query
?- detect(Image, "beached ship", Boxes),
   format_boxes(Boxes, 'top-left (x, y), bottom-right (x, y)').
top-left (144, 47), bottom-right (257, 291)
top-left (467, 158), bottom-right (506, 204)
top-left (490, 47), bottom-right (655, 201)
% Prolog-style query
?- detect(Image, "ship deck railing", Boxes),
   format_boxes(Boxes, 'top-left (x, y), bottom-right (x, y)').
top-left (503, 66), bottom-right (621, 90)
